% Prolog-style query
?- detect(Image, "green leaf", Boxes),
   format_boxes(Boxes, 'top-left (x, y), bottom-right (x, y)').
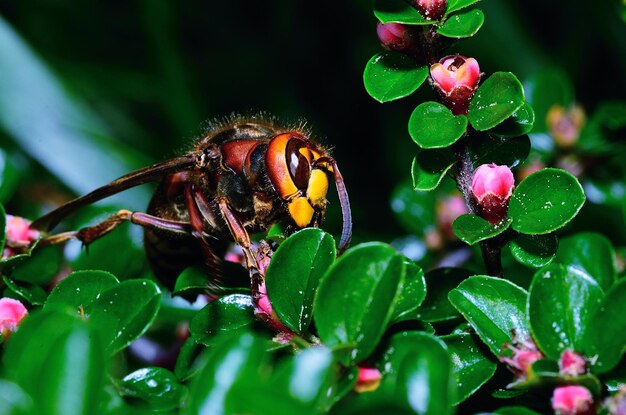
top-left (374, 0), bottom-right (432, 24)
top-left (190, 294), bottom-right (255, 346)
top-left (449, 276), bottom-right (530, 357)
top-left (469, 72), bottom-right (525, 131)
top-left (391, 259), bottom-right (427, 322)
top-left (46, 270), bottom-right (119, 312)
top-left (314, 242), bottom-right (405, 364)
top-left (4, 310), bottom-right (106, 415)
top-left (489, 101), bottom-right (536, 137)
top-left (0, 203), bottom-right (6, 253)
top-left (452, 214), bottom-right (512, 245)
top-left (509, 233), bottom-right (558, 268)
top-left (364, 52), bottom-right (428, 103)
top-left (524, 68), bottom-right (574, 133)
top-left (175, 338), bottom-right (205, 382)
top-left (556, 232), bottom-right (617, 291)
top-left (446, 0), bottom-right (481, 14)
top-left (437, 9), bottom-right (484, 38)
top-left (411, 148), bottom-right (456, 191)
top-left (2, 276), bottom-right (48, 306)
top-left (578, 101), bottom-right (626, 154)
top-left (582, 279), bottom-right (626, 373)
top-left (470, 134), bottom-right (531, 169)
top-left (391, 181), bottom-right (436, 235)
top-left (88, 279), bottom-right (161, 353)
top-left (528, 264), bottom-right (603, 359)
top-left (416, 268), bottom-right (472, 322)
top-left (119, 367), bottom-right (187, 411)
top-left (495, 407), bottom-right (542, 415)
top-left (442, 333), bottom-right (497, 404)
top-left (173, 266), bottom-right (209, 296)
top-left (508, 168), bottom-right (586, 235)
top-left (266, 228), bottom-right (336, 334)
top-left (409, 102), bottom-right (468, 148)
top-left (10, 245), bottom-right (63, 285)
top-left (0, 380), bottom-right (32, 415)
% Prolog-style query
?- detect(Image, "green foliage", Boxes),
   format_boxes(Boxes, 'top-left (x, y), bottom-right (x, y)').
top-left (364, 52), bottom-right (428, 103)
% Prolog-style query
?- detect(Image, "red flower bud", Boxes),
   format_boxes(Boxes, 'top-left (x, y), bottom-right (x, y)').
top-left (430, 55), bottom-right (481, 114)
top-left (408, 0), bottom-right (447, 21)
top-left (559, 350), bottom-right (587, 377)
top-left (471, 164), bottom-right (515, 224)
top-left (354, 366), bottom-right (382, 393)
top-left (0, 298), bottom-right (28, 339)
top-left (376, 22), bottom-right (419, 55)
top-left (3, 215), bottom-right (40, 258)
top-left (552, 386), bottom-right (595, 415)
top-left (501, 338), bottom-right (543, 381)
top-left (547, 104), bottom-right (586, 149)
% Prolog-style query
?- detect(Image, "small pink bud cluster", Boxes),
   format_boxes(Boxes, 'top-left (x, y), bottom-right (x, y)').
top-left (559, 349), bottom-right (587, 377)
top-left (376, 22), bottom-right (422, 59)
top-left (471, 164), bottom-right (515, 224)
top-left (354, 365), bottom-right (382, 393)
top-left (409, 0), bottom-right (447, 21)
top-left (552, 385), bottom-right (595, 415)
top-left (3, 215), bottom-right (40, 258)
top-left (0, 298), bottom-right (28, 340)
top-left (501, 338), bottom-right (543, 380)
top-left (547, 104), bottom-right (586, 149)
top-left (430, 55), bottom-right (481, 114)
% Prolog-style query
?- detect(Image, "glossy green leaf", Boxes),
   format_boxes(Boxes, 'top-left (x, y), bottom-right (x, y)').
top-left (524, 68), bottom-right (574, 133)
top-left (10, 245), bottom-right (62, 285)
top-left (582, 279), bottom-right (626, 373)
top-left (88, 279), bottom-right (161, 353)
top-left (449, 276), bottom-right (530, 357)
top-left (119, 367), bottom-right (187, 411)
top-left (489, 101), bottom-right (536, 137)
top-left (528, 264), bottom-right (603, 359)
top-left (190, 294), bottom-right (255, 346)
top-left (314, 243), bottom-right (405, 364)
top-left (556, 232), bottom-right (616, 291)
top-left (442, 333), bottom-right (497, 404)
top-left (446, 0), bottom-right (481, 14)
top-left (391, 259), bottom-right (427, 322)
top-left (411, 148), bottom-right (456, 191)
top-left (437, 9), bottom-right (484, 38)
top-left (509, 233), bottom-right (558, 268)
top-left (266, 228), bottom-right (336, 334)
top-left (46, 270), bottom-right (119, 312)
top-left (173, 266), bottom-right (209, 296)
top-left (364, 52), bottom-right (428, 103)
top-left (175, 338), bottom-right (205, 382)
top-left (0, 380), bottom-right (32, 415)
top-left (416, 268), bottom-right (472, 322)
top-left (4, 310), bottom-right (106, 415)
top-left (452, 214), bottom-right (512, 245)
top-left (470, 134), bottom-right (531, 169)
top-left (409, 102), bottom-right (468, 148)
top-left (374, 0), bottom-right (431, 24)
top-left (508, 168), bottom-right (585, 235)
top-left (469, 72), bottom-right (525, 131)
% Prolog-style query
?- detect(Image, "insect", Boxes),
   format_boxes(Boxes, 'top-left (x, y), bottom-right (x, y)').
top-left (30, 116), bottom-right (352, 290)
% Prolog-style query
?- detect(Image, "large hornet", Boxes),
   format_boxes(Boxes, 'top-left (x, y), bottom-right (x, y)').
top-left (30, 116), bottom-right (352, 290)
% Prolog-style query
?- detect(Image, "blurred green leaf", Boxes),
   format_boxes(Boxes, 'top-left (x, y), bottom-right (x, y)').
top-left (266, 228), bottom-right (336, 334)
top-left (119, 367), bottom-right (187, 411)
top-left (0, 203), bottom-right (5, 254)
top-left (173, 266), bottom-right (209, 296)
top-left (528, 264), bottom-right (603, 359)
top-left (315, 243), bottom-right (405, 364)
top-left (578, 101), bottom-right (626, 154)
top-left (524, 68), bottom-right (574, 133)
top-left (411, 149), bottom-right (456, 191)
top-left (190, 294), bottom-right (255, 346)
top-left (363, 52), bottom-right (428, 103)
top-left (556, 232), bottom-right (617, 291)
top-left (494, 407), bottom-right (542, 415)
top-left (2, 276), bottom-right (47, 306)
top-left (442, 333), bottom-right (497, 404)
top-left (392, 181), bottom-right (435, 235)
top-left (391, 259), bottom-right (426, 323)
top-left (175, 338), bottom-right (205, 382)
top-left (45, 269), bottom-right (119, 313)
top-left (374, 0), bottom-right (432, 24)
top-left (509, 233), bottom-right (558, 268)
top-left (469, 72), bottom-right (525, 131)
top-left (449, 276), bottom-right (530, 357)
top-left (10, 245), bottom-right (62, 285)
top-left (0, 380), bottom-right (32, 415)
top-left (437, 9), bottom-right (484, 38)
top-left (452, 214), bottom-right (511, 245)
top-left (88, 279), bottom-right (161, 353)
top-left (409, 102), bottom-right (468, 148)
top-left (489, 102), bottom-right (535, 137)
top-left (470, 134), bottom-right (531, 168)
top-left (508, 168), bottom-right (585, 235)
top-left (416, 268), bottom-right (472, 322)
top-left (0, 150), bottom-right (20, 204)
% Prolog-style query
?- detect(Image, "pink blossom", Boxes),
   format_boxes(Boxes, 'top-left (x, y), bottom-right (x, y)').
top-left (354, 366), bottom-right (382, 393)
top-left (547, 104), bottom-right (586, 149)
top-left (376, 22), bottom-right (416, 54)
top-left (0, 298), bottom-right (28, 338)
top-left (552, 385), bottom-right (595, 415)
top-left (471, 164), bottom-right (515, 224)
top-left (430, 55), bottom-right (480, 114)
top-left (410, 0), bottom-right (447, 20)
top-left (501, 338), bottom-right (543, 381)
top-left (559, 350), bottom-right (587, 377)
top-left (3, 215), bottom-right (40, 258)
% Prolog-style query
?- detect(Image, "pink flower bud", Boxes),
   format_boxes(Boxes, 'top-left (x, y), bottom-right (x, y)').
top-left (3, 215), bottom-right (40, 258)
top-left (547, 104), bottom-right (586, 149)
top-left (409, 0), bottom-right (447, 20)
top-left (501, 338), bottom-right (543, 380)
top-left (552, 386), bottom-right (595, 415)
top-left (559, 350), bottom-right (587, 377)
top-left (354, 365), bottom-right (382, 393)
top-left (376, 22), bottom-right (417, 55)
top-left (0, 298), bottom-right (28, 339)
top-left (471, 164), bottom-right (515, 224)
top-left (430, 55), bottom-right (481, 114)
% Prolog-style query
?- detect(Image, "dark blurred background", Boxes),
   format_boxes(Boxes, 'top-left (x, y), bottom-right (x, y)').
top-left (0, 0), bottom-right (624, 241)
